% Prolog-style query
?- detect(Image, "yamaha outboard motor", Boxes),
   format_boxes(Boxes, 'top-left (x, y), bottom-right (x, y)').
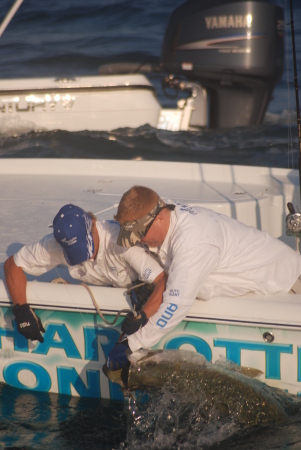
top-left (161, 0), bottom-right (284, 128)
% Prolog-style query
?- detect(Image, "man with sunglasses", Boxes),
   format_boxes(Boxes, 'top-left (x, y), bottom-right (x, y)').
top-left (106, 185), bottom-right (301, 371)
top-left (4, 203), bottom-right (166, 344)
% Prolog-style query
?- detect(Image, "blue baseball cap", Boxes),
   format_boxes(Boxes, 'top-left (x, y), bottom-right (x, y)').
top-left (53, 204), bottom-right (95, 266)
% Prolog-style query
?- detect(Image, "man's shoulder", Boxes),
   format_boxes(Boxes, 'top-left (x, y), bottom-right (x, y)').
top-left (14, 233), bottom-right (63, 267)
top-left (18, 233), bottom-right (59, 252)
top-left (174, 203), bottom-right (219, 229)
top-left (174, 202), bottom-right (202, 217)
top-left (97, 219), bottom-right (121, 242)
top-left (171, 205), bottom-right (211, 248)
top-left (97, 220), bottom-right (127, 254)
top-left (39, 233), bottom-right (61, 250)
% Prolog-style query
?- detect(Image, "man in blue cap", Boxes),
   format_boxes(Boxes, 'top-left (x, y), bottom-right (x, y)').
top-left (4, 204), bottom-right (165, 343)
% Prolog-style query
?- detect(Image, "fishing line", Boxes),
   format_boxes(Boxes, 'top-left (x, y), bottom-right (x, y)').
top-left (285, 0), bottom-right (294, 169)
top-left (289, 0), bottom-right (301, 200)
top-left (0, 0), bottom-right (23, 38)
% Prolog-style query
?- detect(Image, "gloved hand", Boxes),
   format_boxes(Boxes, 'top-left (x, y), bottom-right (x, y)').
top-left (129, 281), bottom-right (154, 313)
top-left (121, 310), bottom-right (148, 335)
top-left (106, 339), bottom-right (132, 370)
top-left (12, 304), bottom-right (45, 343)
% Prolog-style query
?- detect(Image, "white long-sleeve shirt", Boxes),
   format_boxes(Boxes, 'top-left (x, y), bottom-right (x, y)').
top-left (14, 220), bottom-right (163, 287)
top-left (128, 202), bottom-right (301, 351)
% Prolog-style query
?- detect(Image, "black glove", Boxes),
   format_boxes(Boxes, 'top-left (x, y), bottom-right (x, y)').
top-left (12, 304), bottom-right (45, 343)
top-left (106, 338), bottom-right (132, 370)
top-left (121, 310), bottom-right (148, 335)
top-left (129, 281), bottom-right (154, 313)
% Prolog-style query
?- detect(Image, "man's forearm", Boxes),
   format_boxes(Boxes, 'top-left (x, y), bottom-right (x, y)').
top-left (142, 272), bottom-right (167, 318)
top-left (128, 302), bottom-right (191, 352)
top-left (4, 256), bottom-right (27, 305)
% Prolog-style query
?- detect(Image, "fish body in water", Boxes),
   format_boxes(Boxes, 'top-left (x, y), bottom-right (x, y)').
top-left (104, 349), bottom-right (294, 426)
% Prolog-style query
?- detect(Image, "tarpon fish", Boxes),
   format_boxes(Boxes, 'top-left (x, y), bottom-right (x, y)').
top-left (103, 349), bottom-right (293, 426)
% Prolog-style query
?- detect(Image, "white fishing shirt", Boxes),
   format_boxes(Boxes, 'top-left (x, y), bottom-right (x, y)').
top-left (128, 202), bottom-right (301, 351)
top-left (14, 220), bottom-right (163, 287)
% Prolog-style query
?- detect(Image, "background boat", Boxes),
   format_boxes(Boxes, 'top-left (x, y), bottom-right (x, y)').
top-left (0, 0), bottom-right (293, 133)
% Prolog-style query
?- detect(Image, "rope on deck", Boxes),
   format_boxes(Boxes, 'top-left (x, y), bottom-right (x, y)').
top-left (51, 277), bottom-right (136, 325)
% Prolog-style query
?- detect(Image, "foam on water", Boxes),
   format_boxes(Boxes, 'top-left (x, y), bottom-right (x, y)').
top-left (122, 354), bottom-right (301, 450)
top-left (0, 119), bottom-right (299, 168)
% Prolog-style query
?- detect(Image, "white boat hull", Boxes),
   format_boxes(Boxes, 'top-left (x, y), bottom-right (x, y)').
top-left (1, 158), bottom-right (301, 398)
top-left (0, 280), bottom-right (301, 399)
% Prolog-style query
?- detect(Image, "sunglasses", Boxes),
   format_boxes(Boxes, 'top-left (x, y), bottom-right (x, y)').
top-left (118, 199), bottom-right (175, 247)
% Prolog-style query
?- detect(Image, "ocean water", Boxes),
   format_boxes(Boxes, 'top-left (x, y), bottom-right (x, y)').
top-left (0, 0), bottom-right (300, 168)
top-left (1, 0), bottom-right (301, 448)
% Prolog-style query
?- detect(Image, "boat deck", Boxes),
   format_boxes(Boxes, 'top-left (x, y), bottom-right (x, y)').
top-left (0, 159), bottom-right (299, 265)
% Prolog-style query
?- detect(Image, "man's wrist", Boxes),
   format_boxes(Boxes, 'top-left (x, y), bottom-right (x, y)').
top-left (12, 303), bottom-right (29, 314)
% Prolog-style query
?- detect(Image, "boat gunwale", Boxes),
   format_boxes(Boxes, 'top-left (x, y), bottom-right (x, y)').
top-left (0, 84), bottom-right (156, 96)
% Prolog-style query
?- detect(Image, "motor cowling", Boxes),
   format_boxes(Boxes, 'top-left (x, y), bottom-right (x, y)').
top-left (161, 0), bottom-right (284, 128)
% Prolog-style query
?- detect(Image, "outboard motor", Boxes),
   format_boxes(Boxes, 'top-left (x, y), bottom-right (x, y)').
top-left (161, 0), bottom-right (284, 128)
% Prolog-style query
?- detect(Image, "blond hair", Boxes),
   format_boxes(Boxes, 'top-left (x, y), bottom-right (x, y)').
top-left (115, 186), bottom-right (160, 225)
top-left (88, 211), bottom-right (97, 231)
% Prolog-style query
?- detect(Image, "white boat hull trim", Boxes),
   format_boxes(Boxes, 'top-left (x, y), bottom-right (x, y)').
top-left (0, 158), bottom-right (301, 399)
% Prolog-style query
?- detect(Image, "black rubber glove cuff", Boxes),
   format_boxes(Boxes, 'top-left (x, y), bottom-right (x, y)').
top-left (121, 310), bottom-right (148, 335)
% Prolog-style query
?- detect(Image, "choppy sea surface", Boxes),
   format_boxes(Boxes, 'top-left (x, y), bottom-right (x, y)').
top-left (1, 0), bottom-right (301, 449)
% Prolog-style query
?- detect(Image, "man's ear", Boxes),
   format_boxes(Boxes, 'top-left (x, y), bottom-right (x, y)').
top-left (158, 208), bottom-right (170, 224)
top-left (156, 212), bottom-right (165, 223)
